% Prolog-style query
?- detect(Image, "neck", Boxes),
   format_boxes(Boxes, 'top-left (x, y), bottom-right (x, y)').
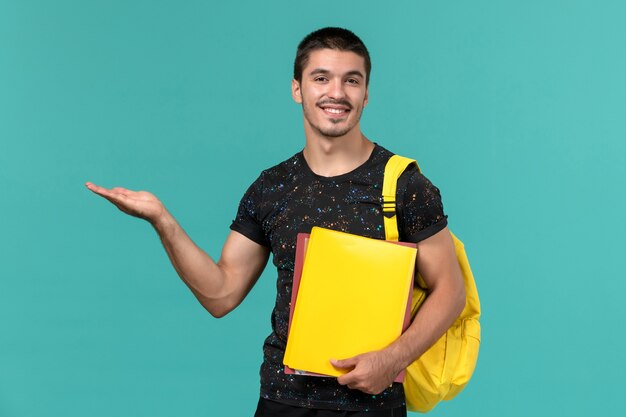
top-left (302, 126), bottom-right (374, 177)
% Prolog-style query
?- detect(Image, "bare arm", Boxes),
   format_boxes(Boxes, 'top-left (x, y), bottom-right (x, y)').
top-left (85, 182), bottom-right (270, 318)
top-left (384, 226), bottom-right (466, 367)
top-left (333, 226), bottom-right (465, 394)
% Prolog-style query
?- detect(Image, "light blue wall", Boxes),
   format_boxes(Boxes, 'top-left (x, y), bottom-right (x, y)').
top-left (1, 1), bottom-right (624, 416)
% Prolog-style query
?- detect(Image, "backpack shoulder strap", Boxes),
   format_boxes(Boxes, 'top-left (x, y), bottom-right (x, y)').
top-left (383, 155), bottom-right (481, 413)
top-left (382, 155), bottom-right (420, 242)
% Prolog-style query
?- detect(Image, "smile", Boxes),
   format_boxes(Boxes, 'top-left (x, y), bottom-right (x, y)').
top-left (325, 108), bottom-right (346, 114)
top-left (319, 105), bottom-right (351, 118)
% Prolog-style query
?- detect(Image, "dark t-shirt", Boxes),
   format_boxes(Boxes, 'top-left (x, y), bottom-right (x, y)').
top-left (230, 143), bottom-right (447, 411)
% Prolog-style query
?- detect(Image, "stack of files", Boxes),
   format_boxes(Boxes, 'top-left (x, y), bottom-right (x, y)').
top-left (283, 226), bottom-right (417, 382)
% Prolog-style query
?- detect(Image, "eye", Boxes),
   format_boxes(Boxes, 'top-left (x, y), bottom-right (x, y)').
top-left (346, 78), bottom-right (360, 85)
top-left (314, 76), bottom-right (328, 83)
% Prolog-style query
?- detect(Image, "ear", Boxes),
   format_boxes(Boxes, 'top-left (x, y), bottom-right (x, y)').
top-left (292, 79), bottom-right (302, 104)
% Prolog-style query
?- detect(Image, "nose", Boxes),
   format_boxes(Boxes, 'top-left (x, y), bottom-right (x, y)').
top-left (327, 78), bottom-right (346, 100)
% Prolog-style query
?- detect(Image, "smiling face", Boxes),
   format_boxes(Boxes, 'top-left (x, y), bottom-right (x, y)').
top-left (292, 49), bottom-right (369, 139)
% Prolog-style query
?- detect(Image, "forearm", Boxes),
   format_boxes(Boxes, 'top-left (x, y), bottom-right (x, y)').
top-left (385, 278), bottom-right (466, 372)
top-left (152, 211), bottom-right (232, 316)
top-left (85, 182), bottom-right (259, 317)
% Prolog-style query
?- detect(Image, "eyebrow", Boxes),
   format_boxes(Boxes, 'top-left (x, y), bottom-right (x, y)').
top-left (308, 68), bottom-right (365, 79)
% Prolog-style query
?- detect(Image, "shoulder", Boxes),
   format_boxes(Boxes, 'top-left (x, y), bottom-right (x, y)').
top-left (402, 165), bottom-right (440, 194)
top-left (387, 152), bottom-right (448, 242)
top-left (381, 149), bottom-right (439, 195)
top-left (257, 151), bottom-right (303, 186)
top-left (370, 143), bottom-right (395, 167)
top-left (241, 151), bottom-right (302, 192)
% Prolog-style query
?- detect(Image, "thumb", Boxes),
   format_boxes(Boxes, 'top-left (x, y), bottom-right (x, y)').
top-left (331, 356), bottom-right (359, 369)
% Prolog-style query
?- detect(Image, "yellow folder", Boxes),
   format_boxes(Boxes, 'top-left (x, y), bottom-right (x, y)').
top-left (283, 226), bottom-right (417, 378)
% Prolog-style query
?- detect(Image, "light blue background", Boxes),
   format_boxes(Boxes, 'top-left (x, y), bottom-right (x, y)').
top-left (1, 1), bottom-right (625, 416)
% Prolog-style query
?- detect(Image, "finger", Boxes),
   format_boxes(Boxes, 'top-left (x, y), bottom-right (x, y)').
top-left (101, 192), bottom-right (129, 209)
top-left (111, 187), bottom-right (134, 196)
top-left (85, 181), bottom-right (100, 191)
top-left (331, 356), bottom-right (358, 369)
top-left (87, 184), bottom-right (128, 205)
top-left (86, 183), bottom-right (128, 200)
top-left (85, 182), bottom-right (113, 197)
top-left (337, 370), bottom-right (357, 386)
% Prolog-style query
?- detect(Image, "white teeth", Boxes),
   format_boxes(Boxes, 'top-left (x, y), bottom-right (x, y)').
top-left (324, 108), bottom-right (345, 114)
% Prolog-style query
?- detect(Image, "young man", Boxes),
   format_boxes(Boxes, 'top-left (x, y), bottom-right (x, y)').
top-left (86, 27), bottom-right (465, 417)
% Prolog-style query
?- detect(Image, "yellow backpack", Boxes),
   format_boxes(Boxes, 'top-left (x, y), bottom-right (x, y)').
top-left (383, 155), bottom-right (481, 413)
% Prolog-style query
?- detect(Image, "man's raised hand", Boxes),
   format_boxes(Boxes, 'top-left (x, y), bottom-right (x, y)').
top-left (85, 182), bottom-right (166, 225)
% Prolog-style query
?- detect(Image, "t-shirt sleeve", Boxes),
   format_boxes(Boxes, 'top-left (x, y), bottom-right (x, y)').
top-left (397, 166), bottom-right (448, 243)
top-left (229, 172), bottom-right (271, 248)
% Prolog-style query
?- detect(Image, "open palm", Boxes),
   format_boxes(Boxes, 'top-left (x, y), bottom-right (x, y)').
top-left (85, 182), bottom-right (165, 223)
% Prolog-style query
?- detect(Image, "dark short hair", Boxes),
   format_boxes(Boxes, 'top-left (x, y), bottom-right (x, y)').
top-left (294, 27), bottom-right (371, 86)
